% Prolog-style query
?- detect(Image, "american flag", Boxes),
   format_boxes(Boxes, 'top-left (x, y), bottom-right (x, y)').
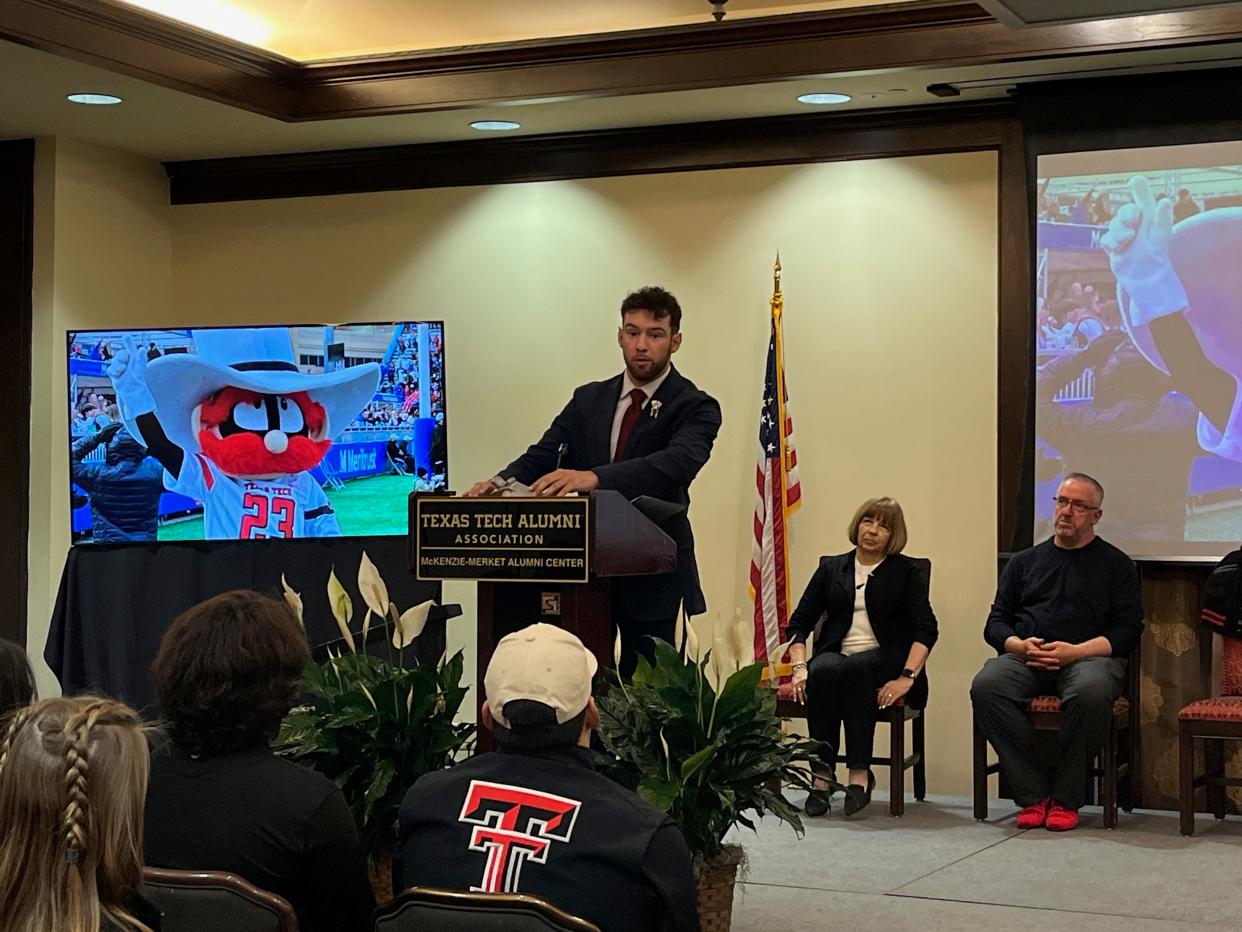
top-left (749, 260), bottom-right (801, 662)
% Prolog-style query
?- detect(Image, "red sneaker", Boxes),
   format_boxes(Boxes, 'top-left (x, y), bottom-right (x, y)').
top-left (1045, 802), bottom-right (1080, 832)
top-left (1016, 798), bottom-right (1050, 829)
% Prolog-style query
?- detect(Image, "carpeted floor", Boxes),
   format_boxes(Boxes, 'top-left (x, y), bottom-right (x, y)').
top-left (727, 792), bottom-right (1242, 930)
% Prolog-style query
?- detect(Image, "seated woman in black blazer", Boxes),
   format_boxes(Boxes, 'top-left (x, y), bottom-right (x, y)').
top-left (787, 496), bottom-right (938, 817)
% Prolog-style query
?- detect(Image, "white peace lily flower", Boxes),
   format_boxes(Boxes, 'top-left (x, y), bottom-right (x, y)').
top-left (280, 575), bottom-right (303, 628)
top-left (357, 550), bottom-right (389, 618)
top-left (709, 626), bottom-right (732, 691)
top-left (729, 608), bottom-right (749, 671)
top-left (393, 600), bottom-right (434, 649)
top-left (327, 568), bottom-right (355, 654)
top-left (683, 615), bottom-right (702, 663)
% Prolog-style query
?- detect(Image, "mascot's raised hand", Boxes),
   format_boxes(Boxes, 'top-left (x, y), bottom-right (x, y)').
top-left (106, 332), bottom-right (158, 441)
top-left (1100, 175), bottom-right (1189, 376)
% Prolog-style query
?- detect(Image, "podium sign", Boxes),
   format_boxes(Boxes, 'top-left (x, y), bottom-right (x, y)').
top-left (412, 496), bottom-right (590, 584)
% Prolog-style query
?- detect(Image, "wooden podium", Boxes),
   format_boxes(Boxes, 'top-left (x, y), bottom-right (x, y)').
top-left (410, 490), bottom-right (676, 750)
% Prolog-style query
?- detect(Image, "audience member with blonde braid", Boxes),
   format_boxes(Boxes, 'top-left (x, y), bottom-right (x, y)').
top-left (0, 695), bottom-right (160, 932)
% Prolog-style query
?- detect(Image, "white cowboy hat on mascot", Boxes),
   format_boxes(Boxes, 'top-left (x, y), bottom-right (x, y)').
top-left (123, 327), bottom-right (380, 455)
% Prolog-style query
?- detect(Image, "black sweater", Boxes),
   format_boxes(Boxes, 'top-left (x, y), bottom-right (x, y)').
top-left (983, 536), bottom-right (1144, 656)
top-left (144, 743), bottom-right (375, 932)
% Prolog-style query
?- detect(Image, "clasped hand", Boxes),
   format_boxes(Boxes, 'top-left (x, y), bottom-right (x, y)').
top-left (1015, 637), bottom-right (1084, 670)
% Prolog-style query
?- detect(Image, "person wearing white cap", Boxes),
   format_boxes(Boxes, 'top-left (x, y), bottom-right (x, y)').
top-left (394, 623), bottom-right (700, 931)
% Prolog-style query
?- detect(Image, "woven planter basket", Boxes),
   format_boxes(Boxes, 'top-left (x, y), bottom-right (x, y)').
top-left (696, 844), bottom-right (744, 932)
top-left (369, 847), bottom-right (394, 906)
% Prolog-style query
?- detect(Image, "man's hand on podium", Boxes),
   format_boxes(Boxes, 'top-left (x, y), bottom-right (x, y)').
top-left (530, 469), bottom-right (600, 497)
top-left (463, 479), bottom-right (501, 498)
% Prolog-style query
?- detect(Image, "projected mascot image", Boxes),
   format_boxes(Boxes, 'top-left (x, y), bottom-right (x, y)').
top-left (107, 329), bottom-right (379, 539)
top-left (1103, 175), bottom-right (1242, 462)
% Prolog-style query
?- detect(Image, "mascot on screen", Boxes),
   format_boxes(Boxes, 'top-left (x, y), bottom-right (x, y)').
top-left (108, 328), bottom-right (379, 539)
top-left (1102, 176), bottom-right (1242, 461)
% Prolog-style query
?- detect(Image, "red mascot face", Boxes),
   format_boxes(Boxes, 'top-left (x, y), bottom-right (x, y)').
top-left (195, 387), bottom-right (331, 478)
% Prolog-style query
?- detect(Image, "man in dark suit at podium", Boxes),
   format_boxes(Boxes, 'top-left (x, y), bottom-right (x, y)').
top-left (466, 285), bottom-right (722, 676)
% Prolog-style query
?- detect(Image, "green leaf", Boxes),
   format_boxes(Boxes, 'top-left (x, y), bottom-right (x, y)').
top-left (679, 745), bottom-right (716, 783)
top-left (637, 776), bottom-right (682, 812)
top-left (596, 638), bottom-right (821, 865)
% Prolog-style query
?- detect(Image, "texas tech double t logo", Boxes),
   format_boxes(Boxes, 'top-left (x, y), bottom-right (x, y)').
top-left (459, 780), bottom-right (583, 892)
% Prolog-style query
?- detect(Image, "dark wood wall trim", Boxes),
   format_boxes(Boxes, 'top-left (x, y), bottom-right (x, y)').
top-left (0, 140), bottom-right (34, 647)
top-left (164, 98), bottom-right (1030, 556)
top-left (6, 1), bottom-right (1242, 121)
top-left (167, 99), bottom-right (1018, 203)
top-left (0, 0), bottom-right (295, 118)
top-left (996, 118), bottom-right (1032, 555)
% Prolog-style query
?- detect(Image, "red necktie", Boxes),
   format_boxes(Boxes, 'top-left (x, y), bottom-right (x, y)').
top-left (613, 388), bottom-right (647, 462)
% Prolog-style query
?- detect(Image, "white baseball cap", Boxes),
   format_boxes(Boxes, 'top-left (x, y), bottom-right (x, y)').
top-left (485, 623), bottom-right (598, 727)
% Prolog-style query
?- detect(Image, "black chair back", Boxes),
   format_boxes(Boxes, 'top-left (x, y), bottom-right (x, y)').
top-left (375, 887), bottom-right (600, 932)
top-left (141, 867), bottom-right (299, 932)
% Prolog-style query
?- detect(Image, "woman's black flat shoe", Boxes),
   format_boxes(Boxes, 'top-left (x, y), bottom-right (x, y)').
top-left (804, 789), bottom-right (832, 817)
top-left (843, 769), bottom-right (876, 817)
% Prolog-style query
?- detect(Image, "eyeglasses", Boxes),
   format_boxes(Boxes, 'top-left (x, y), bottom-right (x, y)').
top-left (1052, 496), bottom-right (1099, 514)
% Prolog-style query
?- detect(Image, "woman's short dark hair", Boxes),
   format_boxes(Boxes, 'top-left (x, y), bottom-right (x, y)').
top-left (0, 639), bottom-right (35, 719)
top-left (151, 590), bottom-right (308, 757)
top-left (846, 496), bottom-right (909, 555)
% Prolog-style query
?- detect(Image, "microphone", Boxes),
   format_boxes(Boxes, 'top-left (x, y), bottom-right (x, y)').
top-left (555, 442), bottom-right (568, 469)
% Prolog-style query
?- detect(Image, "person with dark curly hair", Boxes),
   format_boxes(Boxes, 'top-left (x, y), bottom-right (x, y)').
top-left (143, 590), bottom-right (374, 932)
top-left (0, 637), bottom-right (36, 721)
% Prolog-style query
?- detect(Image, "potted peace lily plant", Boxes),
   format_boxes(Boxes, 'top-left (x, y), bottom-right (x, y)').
top-left (273, 553), bottom-right (474, 899)
top-left (596, 616), bottom-right (821, 932)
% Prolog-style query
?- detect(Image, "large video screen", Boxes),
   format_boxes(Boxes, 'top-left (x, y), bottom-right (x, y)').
top-left (68, 322), bottom-right (447, 543)
top-left (1036, 141), bottom-right (1242, 559)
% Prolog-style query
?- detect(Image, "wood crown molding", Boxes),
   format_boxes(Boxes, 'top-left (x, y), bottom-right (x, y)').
top-left (6, 1), bottom-right (1242, 121)
top-left (165, 98), bottom-right (1019, 203)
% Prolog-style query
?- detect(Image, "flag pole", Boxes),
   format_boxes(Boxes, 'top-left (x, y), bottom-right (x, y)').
top-left (771, 255), bottom-right (796, 641)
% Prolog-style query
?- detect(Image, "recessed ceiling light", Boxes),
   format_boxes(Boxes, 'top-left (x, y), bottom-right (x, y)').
top-left (797, 93), bottom-right (852, 106)
top-left (67, 93), bottom-right (123, 106)
top-left (470, 120), bottom-right (521, 132)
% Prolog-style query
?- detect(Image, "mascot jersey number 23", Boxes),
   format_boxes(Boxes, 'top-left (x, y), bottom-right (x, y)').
top-left (108, 328), bottom-right (379, 539)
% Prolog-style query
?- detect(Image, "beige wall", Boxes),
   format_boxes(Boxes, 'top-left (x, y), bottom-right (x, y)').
top-left (28, 137), bottom-right (172, 697)
top-left (29, 146), bottom-right (998, 793)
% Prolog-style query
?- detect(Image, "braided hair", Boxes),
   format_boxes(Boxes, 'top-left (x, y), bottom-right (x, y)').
top-left (0, 696), bottom-right (152, 932)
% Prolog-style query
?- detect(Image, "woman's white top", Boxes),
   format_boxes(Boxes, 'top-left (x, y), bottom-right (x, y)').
top-left (841, 557), bottom-right (885, 656)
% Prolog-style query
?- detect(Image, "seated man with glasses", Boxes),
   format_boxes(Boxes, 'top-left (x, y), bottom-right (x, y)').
top-left (970, 472), bottom-right (1144, 831)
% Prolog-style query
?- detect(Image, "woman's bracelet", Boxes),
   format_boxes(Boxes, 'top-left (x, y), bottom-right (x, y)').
top-left (792, 661), bottom-right (808, 671)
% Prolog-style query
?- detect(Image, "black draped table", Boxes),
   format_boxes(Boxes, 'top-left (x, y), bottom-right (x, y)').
top-left (46, 535), bottom-right (458, 714)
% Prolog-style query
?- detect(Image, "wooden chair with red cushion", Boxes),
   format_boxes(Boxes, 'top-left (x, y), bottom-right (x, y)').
top-left (972, 645), bottom-right (1140, 829)
top-left (1178, 635), bottom-right (1242, 835)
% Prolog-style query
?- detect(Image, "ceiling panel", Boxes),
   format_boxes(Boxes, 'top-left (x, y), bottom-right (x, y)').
top-left (117, 0), bottom-right (916, 60)
top-left (976, 0), bottom-right (1241, 28)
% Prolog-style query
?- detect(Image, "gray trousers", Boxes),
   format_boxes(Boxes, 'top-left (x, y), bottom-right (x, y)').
top-left (970, 653), bottom-right (1126, 809)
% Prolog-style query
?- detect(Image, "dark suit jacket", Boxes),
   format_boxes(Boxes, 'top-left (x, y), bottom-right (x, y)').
top-left (786, 551), bottom-right (938, 708)
top-left (501, 365), bottom-right (721, 620)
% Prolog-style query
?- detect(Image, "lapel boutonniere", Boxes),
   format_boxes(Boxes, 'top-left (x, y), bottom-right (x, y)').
top-left (649, 400), bottom-right (662, 420)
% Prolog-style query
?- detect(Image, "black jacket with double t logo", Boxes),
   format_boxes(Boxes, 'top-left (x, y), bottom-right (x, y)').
top-left (394, 745), bottom-right (700, 932)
